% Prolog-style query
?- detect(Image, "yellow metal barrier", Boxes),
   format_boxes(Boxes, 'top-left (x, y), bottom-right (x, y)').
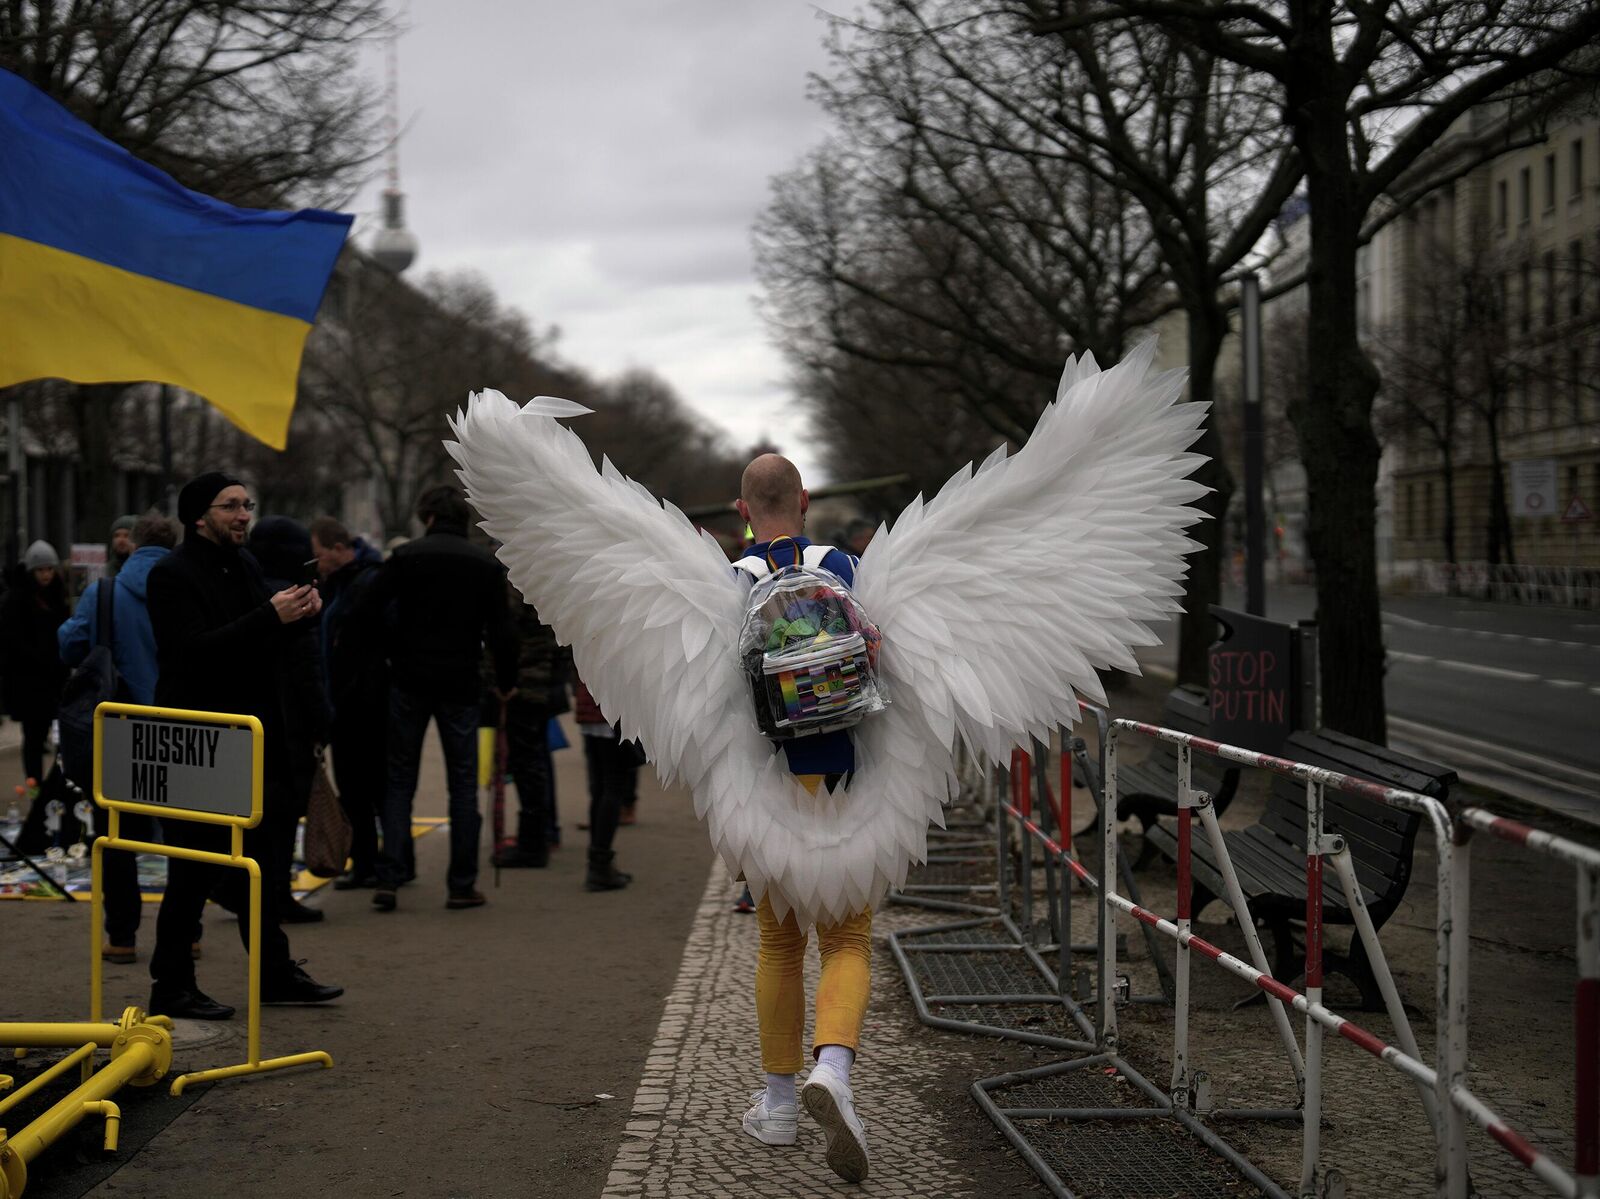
top-left (0, 704), bottom-right (336, 1195)
top-left (90, 702), bottom-right (333, 1095)
top-left (0, 1008), bottom-right (171, 1199)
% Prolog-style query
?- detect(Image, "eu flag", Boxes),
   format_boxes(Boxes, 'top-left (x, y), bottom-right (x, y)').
top-left (0, 67), bottom-right (352, 449)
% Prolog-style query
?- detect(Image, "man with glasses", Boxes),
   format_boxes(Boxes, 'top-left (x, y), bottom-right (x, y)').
top-left (143, 472), bottom-right (343, 1020)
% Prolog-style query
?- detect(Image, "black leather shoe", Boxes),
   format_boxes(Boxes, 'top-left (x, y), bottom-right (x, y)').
top-left (149, 986), bottom-right (235, 1021)
top-left (261, 962), bottom-right (343, 1004)
top-left (585, 865), bottom-right (632, 892)
top-left (446, 889), bottom-right (487, 909)
top-left (333, 870), bottom-right (378, 890)
top-left (372, 888), bottom-right (396, 911)
top-left (281, 898), bottom-right (325, 923)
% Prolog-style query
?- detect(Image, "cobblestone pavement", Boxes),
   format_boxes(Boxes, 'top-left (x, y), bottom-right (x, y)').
top-left (599, 859), bottom-right (1010, 1199)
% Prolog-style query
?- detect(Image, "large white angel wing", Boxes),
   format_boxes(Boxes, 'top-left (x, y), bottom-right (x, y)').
top-left (445, 392), bottom-right (897, 927)
top-left (852, 337), bottom-right (1209, 765)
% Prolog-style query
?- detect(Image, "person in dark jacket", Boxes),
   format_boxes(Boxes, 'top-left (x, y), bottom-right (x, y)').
top-left (247, 515), bottom-right (334, 925)
top-left (59, 511), bottom-right (178, 961)
top-left (143, 472), bottom-right (342, 1021)
top-left (310, 516), bottom-right (388, 889)
top-left (1, 539), bottom-right (70, 851)
top-left (573, 677), bottom-right (637, 892)
top-left (482, 583), bottom-right (570, 869)
top-left (360, 485), bottom-right (517, 912)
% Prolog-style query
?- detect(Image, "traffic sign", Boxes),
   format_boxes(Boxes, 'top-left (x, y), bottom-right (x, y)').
top-left (1562, 495), bottom-right (1593, 523)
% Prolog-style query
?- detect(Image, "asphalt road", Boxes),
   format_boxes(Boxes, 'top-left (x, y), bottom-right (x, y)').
top-left (1137, 582), bottom-right (1600, 822)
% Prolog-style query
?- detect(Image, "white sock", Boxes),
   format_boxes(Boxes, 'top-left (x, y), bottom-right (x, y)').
top-left (766, 1072), bottom-right (796, 1109)
top-left (815, 1044), bottom-right (855, 1083)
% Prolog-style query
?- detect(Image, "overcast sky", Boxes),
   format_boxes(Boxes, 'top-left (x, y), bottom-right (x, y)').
top-left (350, 1), bottom-right (842, 483)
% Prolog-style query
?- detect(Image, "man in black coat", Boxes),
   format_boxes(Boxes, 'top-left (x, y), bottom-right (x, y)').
top-left (361, 485), bottom-right (517, 912)
top-left (310, 515), bottom-right (388, 889)
top-left (144, 472), bottom-right (343, 1020)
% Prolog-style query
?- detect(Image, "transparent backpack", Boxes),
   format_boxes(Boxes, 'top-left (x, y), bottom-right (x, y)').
top-left (734, 540), bottom-right (888, 740)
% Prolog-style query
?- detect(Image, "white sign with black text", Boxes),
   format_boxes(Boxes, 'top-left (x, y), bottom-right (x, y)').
top-left (99, 717), bottom-right (255, 817)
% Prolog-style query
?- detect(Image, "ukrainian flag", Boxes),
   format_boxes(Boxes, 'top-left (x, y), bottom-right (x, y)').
top-left (0, 67), bottom-right (352, 449)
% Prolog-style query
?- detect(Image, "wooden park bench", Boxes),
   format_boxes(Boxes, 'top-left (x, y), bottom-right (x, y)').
top-left (1114, 686), bottom-right (1240, 854)
top-left (1145, 728), bottom-right (1456, 1009)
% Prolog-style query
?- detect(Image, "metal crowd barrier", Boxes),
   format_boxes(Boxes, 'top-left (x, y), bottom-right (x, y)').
top-left (890, 703), bottom-right (1175, 1059)
top-left (1452, 806), bottom-right (1600, 1199)
top-left (890, 702), bottom-right (1600, 1197)
top-left (1098, 719), bottom-right (1596, 1198)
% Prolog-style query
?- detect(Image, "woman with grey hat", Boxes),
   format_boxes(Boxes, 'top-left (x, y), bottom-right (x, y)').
top-left (0, 540), bottom-right (71, 850)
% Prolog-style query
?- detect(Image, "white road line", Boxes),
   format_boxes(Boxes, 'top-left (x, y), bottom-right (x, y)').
top-left (1387, 715), bottom-right (1600, 792)
top-left (1387, 650), bottom-right (1539, 682)
top-left (1382, 612), bottom-right (1600, 650)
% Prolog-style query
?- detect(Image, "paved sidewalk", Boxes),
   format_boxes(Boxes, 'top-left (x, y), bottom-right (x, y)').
top-left (600, 861), bottom-right (1007, 1199)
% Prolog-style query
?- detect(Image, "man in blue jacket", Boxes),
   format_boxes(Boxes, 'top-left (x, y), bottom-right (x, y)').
top-left (59, 510), bottom-right (178, 963)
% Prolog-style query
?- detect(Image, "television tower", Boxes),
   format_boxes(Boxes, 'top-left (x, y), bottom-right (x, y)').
top-left (371, 33), bottom-right (418, 274)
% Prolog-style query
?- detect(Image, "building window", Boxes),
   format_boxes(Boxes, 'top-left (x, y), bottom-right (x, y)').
top-left (1406, 483), bottom-right (1417, 539)
top-left (1545, 153), bottom-right (1557, 212)
top-left (1520, 166), bottom-right (1532, 223)
top-left (1571, 347), bottom-right (1584, 424)
top-left (1574, 138), bottom-right (1586, 200)
top-left (1520, 260), bottom-right (1532, 333)
top-left (1568, 465), bottom-right (1581, 506)
top-left (1423, 480), bottom-right (1434, 537)
top-left (1574, 240), bottom-right (1586, 317)
top-left (1545, 249), bottom-right (1557, 325)
top-left (1497, 179), bottom-right (1508, 231)
top-left (1547, 353), bottom-right (1560, 427)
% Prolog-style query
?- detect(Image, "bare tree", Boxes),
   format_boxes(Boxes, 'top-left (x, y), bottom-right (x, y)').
top-left (755, 4), bottom-right (1171, 529)
top-left (870, 0), bottom-right (1305, 686)
top-left (1030, 0), bottom-right (1600, 741)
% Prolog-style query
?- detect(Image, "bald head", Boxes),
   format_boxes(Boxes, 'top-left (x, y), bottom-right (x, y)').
top-left (738, 453), bottom-right (808, 540)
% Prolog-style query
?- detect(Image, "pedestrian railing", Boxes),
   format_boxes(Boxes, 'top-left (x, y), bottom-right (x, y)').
top-left (1100, 719), bottom-right (1595, 1198)
top-left (1452, 806), bottom-right (1600, 1199)
top-left (1395, 560), bottom-right (1600, 608)
top-left (892, 705), bottom-right (1598, 1197)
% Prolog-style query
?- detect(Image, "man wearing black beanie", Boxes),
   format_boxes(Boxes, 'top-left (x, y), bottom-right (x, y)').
top-left (144, 472), bottom-right (342, 1019)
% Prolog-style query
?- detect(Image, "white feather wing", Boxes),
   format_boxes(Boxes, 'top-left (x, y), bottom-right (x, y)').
top-left (444, 339), bottom-right (1206, 928)
top-left (853, 338), bottom-right (1210, 766)
top-left (445, 390), bottom-right (898, 927)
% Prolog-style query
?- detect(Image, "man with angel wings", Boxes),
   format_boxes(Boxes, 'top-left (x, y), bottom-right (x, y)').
top-left (447, 339), bottom-right (1207, 1185)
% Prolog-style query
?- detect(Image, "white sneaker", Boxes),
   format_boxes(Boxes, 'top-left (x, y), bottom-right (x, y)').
top-left (742, 1090), bottom-right (798, 1146)
top-left (801, 1066), bottom-right (870, 1182)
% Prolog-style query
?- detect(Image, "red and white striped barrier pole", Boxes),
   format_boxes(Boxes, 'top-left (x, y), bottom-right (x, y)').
top-left (1100, 728), bottom-right (1121, 1052)
top-left (1302, 778), bottom-right (1327, 1198)
top-left (1578, 865), bottom-right (1599, 1199)
top-left (1171, 743), bottom-right (1194, 1108)
top-left (1016, 747), bottom-right (1032, 944)
top-left (1060, 735), bottom-right (1073, 856)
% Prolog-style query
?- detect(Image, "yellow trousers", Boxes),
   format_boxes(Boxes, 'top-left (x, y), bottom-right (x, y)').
top-left (755, 774), bottom-right (872, 1074)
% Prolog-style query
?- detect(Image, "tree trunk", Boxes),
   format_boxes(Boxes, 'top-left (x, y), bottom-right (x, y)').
top-left (74, 383), bottom-right (124, 544)
top-left (1485, 412), bottom-right (1516, 567)
top-left (1175, 304), bottom-right (1234, 690)
top-left (1439, 443), bottom-right (1460, 595)
top-left (1286, 77), bottom-right (1388, 744)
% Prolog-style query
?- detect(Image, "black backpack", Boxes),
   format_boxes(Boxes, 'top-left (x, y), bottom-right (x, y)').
top-left (58, 578), bottom-right (125, 789)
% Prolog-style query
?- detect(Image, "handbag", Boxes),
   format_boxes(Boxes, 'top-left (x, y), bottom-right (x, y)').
top-left (302, 752), bottom-right (352, 878)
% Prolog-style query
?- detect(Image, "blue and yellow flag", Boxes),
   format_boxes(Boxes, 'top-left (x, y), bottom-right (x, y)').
top-left (0, 67), bottom-right (352, 449)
